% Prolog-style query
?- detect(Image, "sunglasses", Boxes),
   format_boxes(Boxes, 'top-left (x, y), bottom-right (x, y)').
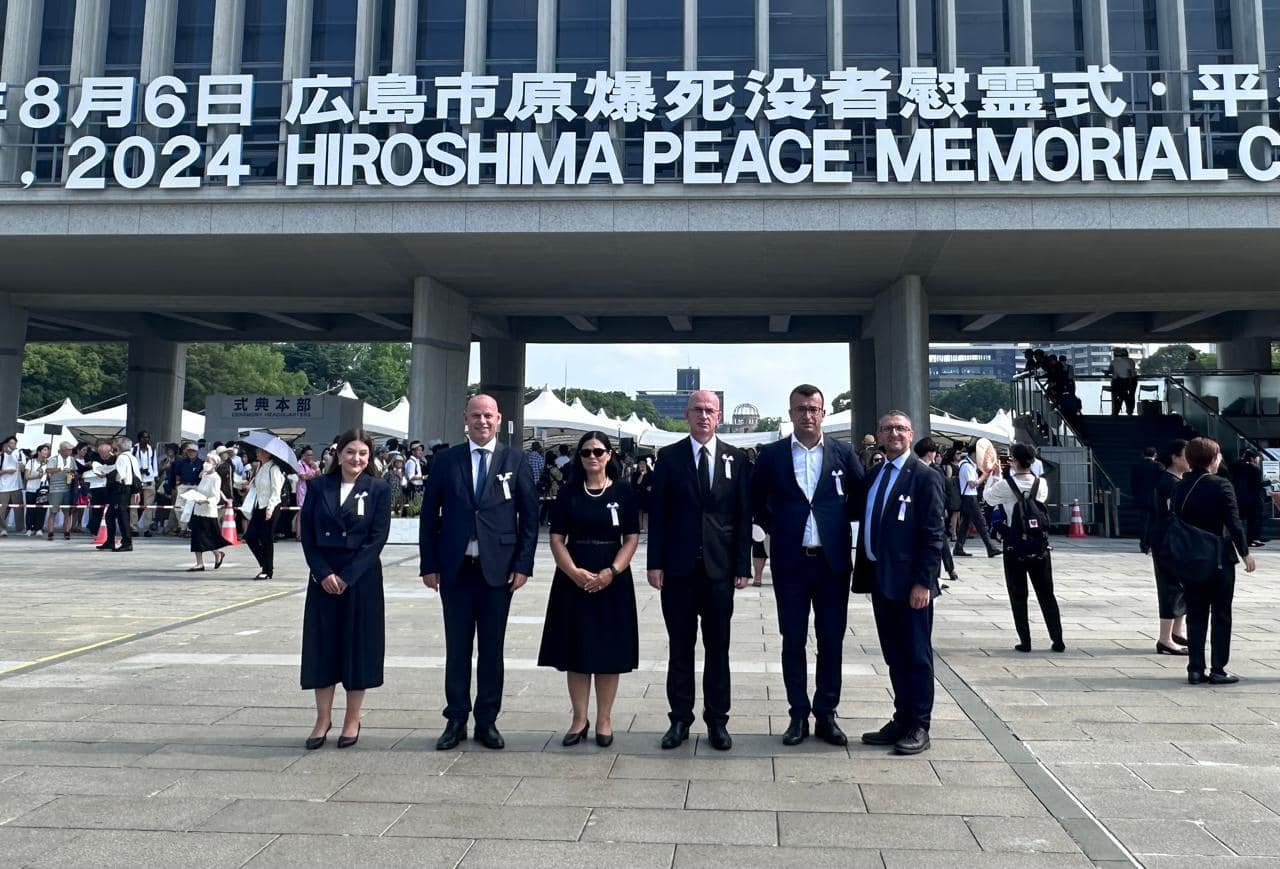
top-left (579, 448), bottom-right (609, 458)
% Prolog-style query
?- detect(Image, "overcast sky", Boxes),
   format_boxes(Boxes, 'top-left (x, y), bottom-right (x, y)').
top-left (469, 342), bottom-right (854, 419)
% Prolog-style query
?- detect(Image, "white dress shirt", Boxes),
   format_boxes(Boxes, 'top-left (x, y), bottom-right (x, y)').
top-left (133, 445), bottom-right (157, 483)
top-left (862, 452), bottom-right (908, 561)
top-left (958, 458), bottom-right (980, 497)
top-left (790, 434), bottom-right (824, 547)
top-left (690, 435), bottom-right (718, 491)
top-left (466, 437), bottom-right (497, 556)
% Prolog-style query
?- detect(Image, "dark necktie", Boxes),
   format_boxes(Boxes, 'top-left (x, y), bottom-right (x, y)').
top-left (698, 446), bottom-right (711, 500)
top-left (869, 463), bottom-right (894, 551)
top-left (475, 449), bottom-right (488, 500)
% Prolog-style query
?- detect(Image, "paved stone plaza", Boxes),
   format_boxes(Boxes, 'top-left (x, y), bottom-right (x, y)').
top-left (0, 531), bottom-right (1277, 868)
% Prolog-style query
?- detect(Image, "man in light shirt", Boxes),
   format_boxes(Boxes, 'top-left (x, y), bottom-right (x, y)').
top-left (96, 436), bottom-right (141, 552)
top-left (751, 385), bottom-right (863, 746)
top-left (1105, 348), bottom-right (1139, 416)
top-left (132, 430), bottom-right (158, 535)
top-left (954, 445), bottom-right (1000, 559)
top-left (0, 434), bottom-right (22, 536)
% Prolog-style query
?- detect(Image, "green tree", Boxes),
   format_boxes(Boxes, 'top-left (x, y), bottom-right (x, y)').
top-left (20, 343), bottom-right (127, 416)
top-left (755, 416), bottom-right (782, 432)
top-left (831, 390), bottom-right (852, 413)
top-left (933, 377), bottom-right (1009, 422)
top-left (184, 343), bottom-right (308, 410)
top-left (347, 343), bottom-right (411, 407)
top-left (279, 343), bottom-right (362, 393)
top-left (1140, 343), bottom-right (1215, 375)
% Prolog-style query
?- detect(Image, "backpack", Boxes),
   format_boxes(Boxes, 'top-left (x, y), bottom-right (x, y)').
top-left (1157, 475), bottom-right (1222, 585)
top-left (1003, 473), bottom-right (1050, 560)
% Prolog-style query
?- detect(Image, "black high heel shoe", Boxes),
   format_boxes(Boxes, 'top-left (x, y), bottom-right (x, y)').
top-left (561, 723), bottom-right (589, 746)
top-left (1156, 641), bottom-right (1188, 655)
top-left (595, 731), bottom-right (614, 748)
top-left (1172, 634), bottom-right (1189, 646)
top-left (305, 724), bottom-right (331, 750)
top-left (337, 723), bottom-right (360, 749)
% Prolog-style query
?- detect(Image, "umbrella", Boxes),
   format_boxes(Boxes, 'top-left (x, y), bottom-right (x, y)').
top-left (239, 430), bottom-right (301, 473)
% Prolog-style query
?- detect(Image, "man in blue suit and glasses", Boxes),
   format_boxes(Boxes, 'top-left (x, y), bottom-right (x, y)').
top-left (852, 410), bottom-right (946, 756)
top-left (420, 394), bottom-right (539, 752)
top-left (751, 384), bottom-right (863, 746)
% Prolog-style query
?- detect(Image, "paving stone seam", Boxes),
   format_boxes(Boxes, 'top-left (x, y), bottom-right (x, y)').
top-left (932, 653), bottom-right (1142, 868)
top-left (234, 832), bottom-right (281, 869)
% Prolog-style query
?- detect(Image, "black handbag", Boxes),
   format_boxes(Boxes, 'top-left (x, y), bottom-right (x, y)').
top-left (1158, 476), bottom-right (1222, 585)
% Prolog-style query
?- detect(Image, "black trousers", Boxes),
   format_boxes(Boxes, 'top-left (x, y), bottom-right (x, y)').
top-left (1001, 551), bottom-right (1063, 646)
top-left (440, 558), bottom-right (513, 726)
top-left (939, 538), bottom-right (955, 576)
top-left (773, 555), bottom-right (849, 719)
top-left (1135, 507), bottom-right (1152, 554)
top-left (1112, 377), bottom-right (1137, 415)
top-left (955, 495), bottom-right (994, 554)
top-left (1241, 502), bottom-right (1263, 543)
top-left (103, 491), bottom-right (132, 549)
top-left (660, 562), bottom-right (734, 726)
top-left (871, 590), bottom-right (934, 731)
top-left (87, 488), bottom-right (110, 535)
top-left (244, 507), bottom-right (278, 575)
top-left (24, 492), bottom-right (47, 531)
top-left (1184, 567), bottom-right (1235, 676)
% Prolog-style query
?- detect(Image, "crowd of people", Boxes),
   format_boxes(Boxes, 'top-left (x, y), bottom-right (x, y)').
top-left (4, 382), bottom-right (1266, 755)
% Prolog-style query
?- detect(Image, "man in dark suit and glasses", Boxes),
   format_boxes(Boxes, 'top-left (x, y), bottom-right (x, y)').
top-left (751, 384), bottom-right (863, 746)
top-left (420, 394), bottom-right (539, 751)
top-left (648, 390), bottom-right (753, 751)
top-left (853, 411), bottom-right (946, 756)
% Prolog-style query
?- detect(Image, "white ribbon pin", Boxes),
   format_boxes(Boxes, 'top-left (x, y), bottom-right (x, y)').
top-left (831, 469), bottom-right (845, 497)
top-left (354, 491), bottom-right (368, 517)
top-left (897, 494), bottom-right (911, 522)
top-left (722, 454), bottom-right (734, 480)
top-left (607, 502), bottom-right (620, 527)
top-left (497, 471), bottom-right (514, 500)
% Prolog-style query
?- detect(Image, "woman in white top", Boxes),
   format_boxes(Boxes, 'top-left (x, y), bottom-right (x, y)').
top-left (243, 448), bottom-right (286, 580)
top-left (183, 448), bottom-right (233, 571)
top-left (0, 434), bottom-right (22, 537)
top-left (44, 442), bottom-right (77, 540)
top-left (23, 445), bottom-right (51, 535)
top-left (984, 443), bottom-right (1065, 653)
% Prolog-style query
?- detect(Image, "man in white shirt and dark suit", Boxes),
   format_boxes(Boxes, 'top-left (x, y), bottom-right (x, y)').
top-left (751, 385), bottom-right (864, 746)
top-left (96, 436), bottom-right (141, 552)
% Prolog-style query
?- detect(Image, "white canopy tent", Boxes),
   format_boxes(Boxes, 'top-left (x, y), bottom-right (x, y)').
top-left (363, 396), bottom-right (410, 440)
top-left (780, 409), bottom-right (1015, 445)
top-left (54, 404), bottom-right (207, 444)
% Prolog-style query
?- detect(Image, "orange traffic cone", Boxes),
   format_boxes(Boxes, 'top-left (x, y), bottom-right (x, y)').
top-left (221, 504), bottom-right (242, 546)
top-left (93, 512), bottom-right (108, 546)
top-left (1069, 500), bottom-right (1087, 539)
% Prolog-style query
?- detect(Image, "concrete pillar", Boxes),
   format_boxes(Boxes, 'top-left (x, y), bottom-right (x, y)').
top-left (1083, 0), bottom-right (1108, 64)
top-left (828, 0), bottom-right (843, 69)
top-left (537, 0), bottom-right (555, 71)
top-left (1009, 0), bottom-right (1032, 66)
top-left (0, 0), bottom-right (45, 183)
top-left (1157, 0), bottom-right (1189, 134)
top-left (464, 0), bottom-right (486, 72)
top-left (899, 0), bottom-right (918, 66)
top-left (756, 0), bottom-right (768, 70)
top-left (410, 277), bottom-right (471, 444)
top-left (393, 0), bottom-right (419, 73)
top-left (866, 275), bottom-right (930, 439)
top-left (1216, 338), bottom-right (1275, 371)
top-left (849, 336), bottom-right (878, 450)
top-left (140, 0), bottom-right (179, 83)
top-left (937, 0), bottom-right (957, 70)
top-left (212, 0), bottom-right (247, 74)
top-left (126, 338), bottom-right (188, 443)
top-left (0, 295), bottom-right (28, 438)
top-left (354, 0), bottom-right (380, 108)
top-left (64, 0), bottom-right (110, 168)
top-left (479, 339), bottom-right (527, 447)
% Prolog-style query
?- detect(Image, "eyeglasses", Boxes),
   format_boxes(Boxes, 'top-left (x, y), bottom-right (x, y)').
top-left (579, 448), bottom-right (609, 458)
top-left (791, 406), bottom-right (825, 417)
top-left (878, 424), bottom-right (912, 434)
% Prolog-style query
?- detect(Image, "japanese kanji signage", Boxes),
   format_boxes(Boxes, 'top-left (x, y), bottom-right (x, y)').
top-left (5, 63), bottom-right (1280, 189)
top-left (227, 395), bottom-right (316, 419)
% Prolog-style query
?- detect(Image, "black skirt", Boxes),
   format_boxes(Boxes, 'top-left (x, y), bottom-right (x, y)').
top-left (301, 562), bottom-right (385, 691)
top-left (189, 515), bottom-right (229, 553)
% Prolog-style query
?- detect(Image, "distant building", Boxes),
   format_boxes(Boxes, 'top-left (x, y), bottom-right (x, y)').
top-left (638, 368), bottom-right (725, 422)
top-left (929, 344), bottom-right (1021, 392)
top-left (1038, 344), bottom-right (1145, 377)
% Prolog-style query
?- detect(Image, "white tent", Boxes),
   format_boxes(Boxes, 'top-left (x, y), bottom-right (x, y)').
top-left (638, 428), bottom-right (779, 448)
top-left (363, 396), bottom-right (410, 440)
top-left (55, 403), bottom-right (207, 443)
top-left (780, 409), bottom-right (1014, 445)
top-left (21, 398), bottom-right (83, 427)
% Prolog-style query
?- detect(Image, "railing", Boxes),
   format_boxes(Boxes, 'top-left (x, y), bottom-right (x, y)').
top-left (1010, 371), bottom-right (1105, 528)
top-left (1163, 375), bottom-right (1268, 465)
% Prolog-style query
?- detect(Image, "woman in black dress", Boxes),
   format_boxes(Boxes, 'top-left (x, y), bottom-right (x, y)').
top-left (185, 447), bottom-right (232, 571)
top-left (1146, 439), bottom-right (1189, 655)
top-left (539, 431), bottom-right (640, 747)
top-left (299, 428), bottom-right (391, 749)
top-left (1172, 437), bottom-right (1256, 685)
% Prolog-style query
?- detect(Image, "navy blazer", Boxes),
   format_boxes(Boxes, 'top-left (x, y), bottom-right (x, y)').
top-left (646, 437), bottom-right (753, 579)
top-left (852, 454), bottom-right (946, 601)
top-left (299, 473), bottom-right (391, 588)
top-left (751, 436), bottom-right (863, 579)
top-left (418, 441), bottom-right (539, 587)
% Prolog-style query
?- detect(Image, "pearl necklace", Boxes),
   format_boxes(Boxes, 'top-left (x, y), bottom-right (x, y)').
top-left (583, 480), bottom-right (611, 498)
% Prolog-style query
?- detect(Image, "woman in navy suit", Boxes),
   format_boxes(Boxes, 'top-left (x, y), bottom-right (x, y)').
top-left (299, 428), bottom-right (391, 749)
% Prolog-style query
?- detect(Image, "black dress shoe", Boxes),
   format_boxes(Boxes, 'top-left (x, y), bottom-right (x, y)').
top-left (1051, 641), bottom-right (1066, 653)
top-left (782, 718), bottom-right (809, 746)
top-left (862, 721), bottom-right (907, 746)
top-left (986, 547), bottom-right (1001, 558)
top-left (953, 549), bottom-right (972, 557)
top-left (305, 724), bottom-right (331, 750)
top-left (1172, 634), bottom-right (1189, 646)
top-left (814, 715), bottom-right (848, 746)
top-left (474, 723), bottom-right (505, 750)
top-left (1156, 641), bottom-right (1188, 655)
top-left (562, 723), bottom-right (589, 746)
top-left (337, 723), bottom-right (360, 749)
top-left (1013, 643), bottom-right (1031, 653)
top-left (660, 721), bottom-right (690, 750)
top-left (1209, 672), bottom-right (1239, 685)
top-left (893, 727), bottom-right (931, 755)
top-left (95, 544), bottom-right (112, 551)
top-left (706, 723), bottom-right (733, 751)
top-left (436, 720), bottom-right (467, 750)
top-left (1187, 671), bottom-right (1208, 685)
top-left (595, 732), bottom-right (614, 747)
